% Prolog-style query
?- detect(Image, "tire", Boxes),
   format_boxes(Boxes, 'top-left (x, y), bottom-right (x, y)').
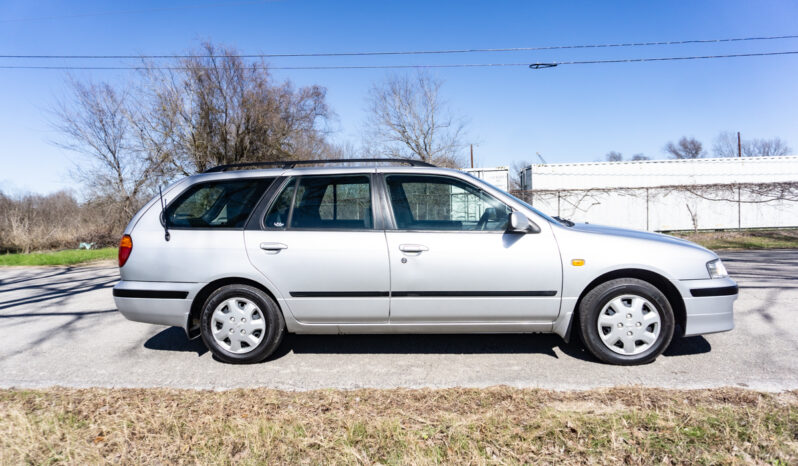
top-left (200, 284), bottom-right (285, 364)
top-left (578, 278), bottom-right (674, 365)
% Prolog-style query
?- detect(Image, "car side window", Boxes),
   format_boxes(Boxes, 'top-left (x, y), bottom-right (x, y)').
top-left (166, 178), bottom-right (272, 229)
top-left (265, 175), bottom-right (374, 230)
top-left (385, 174), bottom-right (510, 231)
top-left (263, 179), bottom-right (296, 229)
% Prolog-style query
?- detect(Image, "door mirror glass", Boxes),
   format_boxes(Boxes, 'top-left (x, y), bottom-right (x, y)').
top-left (508, 211), bottom-right (531, 233)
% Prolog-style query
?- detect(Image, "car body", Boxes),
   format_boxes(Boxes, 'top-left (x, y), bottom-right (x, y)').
top-left (113, 161), bottom-right (737, 364)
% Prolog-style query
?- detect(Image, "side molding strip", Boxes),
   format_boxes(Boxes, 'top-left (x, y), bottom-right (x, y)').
top-left (290, 291), bottom-right (390, 298)
top-left (289, 291), bottom-right (557, 298)
top-left (392, 291), bottom-right (558, 297)
top-left (113, 289), bottom-right (189, 299)
top-left (689, 286), bottom-right (739, 297)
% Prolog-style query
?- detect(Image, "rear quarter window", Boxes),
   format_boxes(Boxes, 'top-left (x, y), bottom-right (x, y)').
top-left (166, 178), bottom-right (272, 229)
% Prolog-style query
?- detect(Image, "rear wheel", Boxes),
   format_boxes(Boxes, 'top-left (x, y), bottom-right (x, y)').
top-left (200, 284), bottom-right (284, 364)
top-left (578, 278), bottom-right (674, 365)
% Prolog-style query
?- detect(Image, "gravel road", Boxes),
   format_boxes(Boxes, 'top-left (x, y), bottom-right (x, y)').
top-left (1, 250), bottom-right (796, 391)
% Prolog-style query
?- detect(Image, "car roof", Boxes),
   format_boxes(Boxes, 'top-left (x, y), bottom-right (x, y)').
top-left (187, 164), bottom-right (464, 182)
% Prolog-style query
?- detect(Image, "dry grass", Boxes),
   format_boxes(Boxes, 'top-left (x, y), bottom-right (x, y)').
top-left (0, 387), bottom-right (796, 464)
top-left (672, 228), bottom-right (798, 250)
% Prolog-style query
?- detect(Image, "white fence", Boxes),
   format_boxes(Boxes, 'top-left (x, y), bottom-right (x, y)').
top-left (515, 157), bottom-right (798, 231)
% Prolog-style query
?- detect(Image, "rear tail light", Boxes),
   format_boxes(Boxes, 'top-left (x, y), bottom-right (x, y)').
top-left (119, 235), bottom-right (133, 267)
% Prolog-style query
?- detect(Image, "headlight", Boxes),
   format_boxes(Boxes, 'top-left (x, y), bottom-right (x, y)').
top-left (706, 259), bottom-right (728, 279)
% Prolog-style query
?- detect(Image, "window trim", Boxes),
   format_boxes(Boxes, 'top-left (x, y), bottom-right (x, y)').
top-left (161, 177), bottom-right (275, 231)
top-left (380, 173), bottom-right (513, 234)
top-left (259, 173), bottom-right (380, 232)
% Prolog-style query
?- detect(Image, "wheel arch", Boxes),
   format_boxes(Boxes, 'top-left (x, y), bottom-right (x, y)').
top-left (564, 268), bottom-right (686, 343)
top-left (187, 277), bottom-right (282, 339)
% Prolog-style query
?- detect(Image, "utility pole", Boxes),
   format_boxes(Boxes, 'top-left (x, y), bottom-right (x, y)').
top-left (470, 144), bottom-right (474, 168)
top-left (737, 131), bottom-right (742, 158)
top-left (737, 131), bottom-right (742, 230)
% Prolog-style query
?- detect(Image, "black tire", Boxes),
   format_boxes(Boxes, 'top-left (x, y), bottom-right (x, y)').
top-left (578, 278), bottom-right (674, 365)
top-left (200, 284), bottom-right (285, 364)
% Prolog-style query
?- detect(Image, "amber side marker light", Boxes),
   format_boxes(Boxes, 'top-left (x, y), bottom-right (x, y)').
top-left (119, 235), bottom-right (133, 267)
top-left (571, 259), bottom-right (585, 266)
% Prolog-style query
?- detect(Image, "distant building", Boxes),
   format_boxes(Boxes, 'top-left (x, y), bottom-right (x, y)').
top-left (519, 155), bottom-right (798, 191)
top-left (462, 166), bottom-right (509, 191)
top-left (516, 156), bottom-right (798, 231)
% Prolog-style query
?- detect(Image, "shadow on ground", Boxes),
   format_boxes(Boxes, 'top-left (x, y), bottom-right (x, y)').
top-left (144, 327), bottom-right (208, 356)
top-left (144, 327), bottom-right (712, 363)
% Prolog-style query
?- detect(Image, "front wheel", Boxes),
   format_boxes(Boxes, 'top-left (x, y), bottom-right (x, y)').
top-left (578, 278), bottom-right (675, 365)
top-left (200, 284), bottom-right (285, 364)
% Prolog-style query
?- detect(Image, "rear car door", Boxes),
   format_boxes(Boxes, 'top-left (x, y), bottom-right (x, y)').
top-left (245, 173), bottom-right (391, 323)
top-left (381, 173), bottom-right (562, 323)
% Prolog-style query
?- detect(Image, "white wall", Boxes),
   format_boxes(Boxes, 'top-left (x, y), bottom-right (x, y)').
top-left (524, 187), bottom-right (798, 231)
top-left (521, 156), bottom-right (798, 190)
top-left (517, 156), bottom-right (798, 231)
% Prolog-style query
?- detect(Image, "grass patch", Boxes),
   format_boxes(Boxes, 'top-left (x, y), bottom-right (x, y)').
top-left (671, 228), bottom-right (798, 250)
top-left (0, 247), bottom-right (116, 266)
top-left (0, 387), bottom-right (795, 464)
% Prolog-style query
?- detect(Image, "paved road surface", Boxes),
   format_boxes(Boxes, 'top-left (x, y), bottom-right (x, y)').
top-left (1, 250), bottom-right (796, 391)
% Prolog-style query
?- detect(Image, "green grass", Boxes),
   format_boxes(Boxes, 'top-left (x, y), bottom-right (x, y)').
top-left (671, 228), bottom-right (798, 250)
top-left (0, 247), bottom-right (116, 266)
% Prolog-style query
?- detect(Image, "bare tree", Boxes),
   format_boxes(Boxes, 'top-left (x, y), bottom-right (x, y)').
top-left (139, 43), bottom-right (332, 173)
top-left (52, 42), bottom-right (335, 233)
top-left (712, 131), bottom-right (740, 158)
top-left (605, 151), bottom-right (623, 162)
top-left (745, 137), bottom-right (792, 157)
top-left (509, 160), bottom-right (528, 190)
top-left (52, 80), bottom-right (166, 226)
top-left (712, 131), bottom-right (792, 158)
top-left (0, 189), bottom-right (113, 253)
top-left (664, 137), bottom-right (705, 159)
top-left (365, 72), bottom-right (467, 167)
top-left (631, 153), bottom-right (650, 161)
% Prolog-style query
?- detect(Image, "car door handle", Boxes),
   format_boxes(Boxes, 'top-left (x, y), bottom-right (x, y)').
top-left (260, 242), bottom-right (288, 251)
top-left (399, 244), bottom-right (429, 253)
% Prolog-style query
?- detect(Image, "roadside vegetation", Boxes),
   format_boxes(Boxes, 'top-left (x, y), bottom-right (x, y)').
top-left (672, 228), bottom-right (798, 250)
top-left (0, 387), bottom-right (795, 464)
top-left (0, 248), bottom-right (116, 266)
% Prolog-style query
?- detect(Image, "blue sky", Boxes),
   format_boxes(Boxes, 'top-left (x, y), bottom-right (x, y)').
top-left (1, 0), bottom-right (797, 195)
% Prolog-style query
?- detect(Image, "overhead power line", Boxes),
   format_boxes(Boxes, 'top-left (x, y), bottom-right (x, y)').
top-left (529, 50), bottom-right (798, 68)
top-left (0, 50), bottom-right (796, 71)
top-left (1, 34), bottom-right (797, 59)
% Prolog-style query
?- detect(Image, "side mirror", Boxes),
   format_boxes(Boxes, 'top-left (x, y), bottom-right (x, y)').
top-left (509, 211), bottom-right (529, 232)
top-left (508, 211), bottom-right (540, 233)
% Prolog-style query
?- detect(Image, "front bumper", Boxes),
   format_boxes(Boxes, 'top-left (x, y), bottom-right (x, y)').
top-left (113, 281), bottom-right (197, 330)
top-left (681, 277), bottom-right (738, 336)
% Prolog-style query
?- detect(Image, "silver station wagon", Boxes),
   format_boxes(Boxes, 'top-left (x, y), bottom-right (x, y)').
top-left (113, 159), bottom-right (737, 365)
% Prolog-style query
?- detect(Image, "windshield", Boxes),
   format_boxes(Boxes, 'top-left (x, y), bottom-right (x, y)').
top-left (462, 171), bottom-right (570, 227)
top-left (502, 191), bottom-right (563, 225)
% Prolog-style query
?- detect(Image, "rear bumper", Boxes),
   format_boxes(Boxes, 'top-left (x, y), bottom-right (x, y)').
top-left (681, 278), bottom-right (738, 337)
top-left (113, 281), bottom-right (197, 331)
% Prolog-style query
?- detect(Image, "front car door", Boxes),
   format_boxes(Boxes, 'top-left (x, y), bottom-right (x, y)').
top-left (381, 172), bottom-right (563, 323)
top-left (244, 172), bottom-right (390, 324)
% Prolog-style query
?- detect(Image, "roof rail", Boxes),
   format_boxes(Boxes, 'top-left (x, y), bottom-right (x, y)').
top-left (203, 158), bottom-right (435, 173)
